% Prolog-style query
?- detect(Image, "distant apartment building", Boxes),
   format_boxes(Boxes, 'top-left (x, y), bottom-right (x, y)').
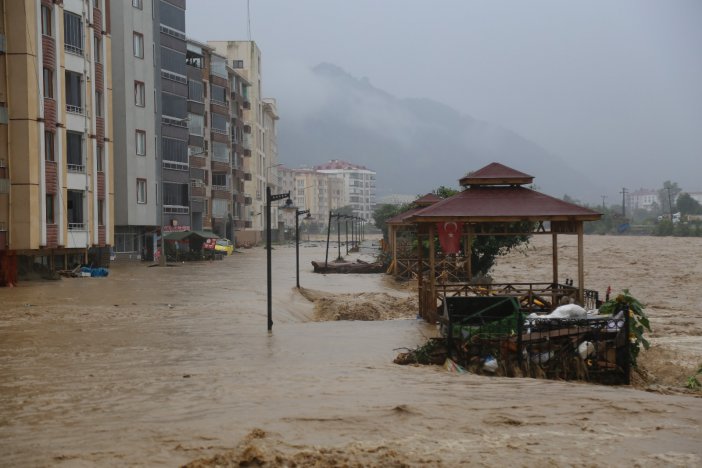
top-left (628, 188), bottom-right (658, 212)
top-left (0, 0), bottom-right (113, 283)
top-left (314, 160), bottom-right (376, 222)
top-left (184, 39), bottom-right (248, 241)
top-left (111, 0), bottom-right (159, 259)
top-left (208, 40), bottom-right (279, 244)
top-left (280, 167), bottom-right (344, 227)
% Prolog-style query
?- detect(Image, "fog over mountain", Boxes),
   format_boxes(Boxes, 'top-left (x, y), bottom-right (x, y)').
top-left (278, 63), bottom-right (601, 201)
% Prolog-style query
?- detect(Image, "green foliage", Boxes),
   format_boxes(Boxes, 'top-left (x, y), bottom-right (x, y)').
top-left (654, 219), bottom-right (674, 236)
top-left (676, 193), bottom-right (702, 215)
top-left (599, 290), bottom-right (651, 367)
top-left (658, 181), bottom-right (681, 214)
top-left (372, 203), bottom-right (407, 239)
top-left (432, 185), bottom-right (459, 199)
top-left (685, 365), bottom-right (702, 390)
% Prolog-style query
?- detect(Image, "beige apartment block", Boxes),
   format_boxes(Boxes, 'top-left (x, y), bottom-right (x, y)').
top-left (207, 40), bottom-right (279, 245)
top-left (0, 0), bottom-right (113, 285)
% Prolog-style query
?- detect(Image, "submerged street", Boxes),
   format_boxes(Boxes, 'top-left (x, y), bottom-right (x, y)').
top-left (1, 237), bottom-right (702, 466)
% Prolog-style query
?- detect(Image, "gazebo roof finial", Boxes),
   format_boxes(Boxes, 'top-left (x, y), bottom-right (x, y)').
top-left (459, 162), bottom-right (534, 187)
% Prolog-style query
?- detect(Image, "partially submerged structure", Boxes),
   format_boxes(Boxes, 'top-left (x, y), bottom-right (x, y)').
top-left (405, 162), bottom-right (601, 320)
top-left (393, 164), bottom-right (632, 384)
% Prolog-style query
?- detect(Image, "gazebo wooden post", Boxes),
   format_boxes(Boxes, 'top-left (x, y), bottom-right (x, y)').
top-left (552, 231), bottom-right (558, 306)
top-left (417, 226), bottom-right (424, 318)
top-left (428, 223), bottom-right (437, 322)
top-left (577, 222), bottom-right (585, 304)
top-left (466, 224), bottom-right (473, 282)
top-left (391, 224), bottom-right (398, 276)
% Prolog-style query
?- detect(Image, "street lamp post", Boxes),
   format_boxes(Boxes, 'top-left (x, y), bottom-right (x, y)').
top-left (295, 209), bottom-right (310, 288)
top-left (266, 186), bottom-right (291, 332)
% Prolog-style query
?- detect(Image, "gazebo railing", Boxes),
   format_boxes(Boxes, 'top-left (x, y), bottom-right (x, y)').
top-left (425, 282), bottom-right (600, 318)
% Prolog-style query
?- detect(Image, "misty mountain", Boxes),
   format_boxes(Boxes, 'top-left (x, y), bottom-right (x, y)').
top-left (278, 63), bottom-right (598, 200)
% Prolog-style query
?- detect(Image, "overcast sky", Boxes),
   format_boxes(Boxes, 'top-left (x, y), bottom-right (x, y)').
top-left (187, 0), bottom-right (702, 202)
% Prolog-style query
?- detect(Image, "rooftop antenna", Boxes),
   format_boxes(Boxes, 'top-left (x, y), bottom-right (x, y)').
top-left (247, 0), bottom-right (252, 40)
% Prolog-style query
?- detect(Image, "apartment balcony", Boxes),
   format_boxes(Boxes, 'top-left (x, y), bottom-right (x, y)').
top-left (190, 152), bottom-right (207, 168)
top-left (244, 195), bottom-right (253, 205)
top-left (190, 183), bottom-right (205, 198)
top-left (211, 186), bottom-right (230, 199)
top-left (68, 163), bottom-right (85, 173)
top-left (163, 205), bottom-right (189, 215)
top-left (210, 160), bottom-right (230, 173)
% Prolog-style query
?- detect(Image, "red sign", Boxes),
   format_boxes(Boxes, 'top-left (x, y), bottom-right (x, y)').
top-left (437, 222), bottom-right (463, 254)
top-left (203, 238), bottom-right (217, 250)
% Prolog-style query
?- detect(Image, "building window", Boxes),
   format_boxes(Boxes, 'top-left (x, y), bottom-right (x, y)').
top-left (188, 80), bottom-right (204, 102)
top-left (232, 60), bottom-right (244, 69)
top-left (96, 145), bottom-right (104, 172)
top-left (136, 130), bottom-right (146, 156)
top-left (134, 81), bottom-right (145, 107)
top-left (210, 84), bottom-right (226, 105)
top-left (43, 68), bottom-right (53, 98)
top-left (162, 137), bottom-right (188, 164)
top-left (66, 131), bottom-right (84, 172)
top-left (95, 91), bottom-right (103, 117)
top-left (93, 0), bottom-right (101, 10)
top-left (44, 131), bottom-right (55, 161)
top-left (64, 11), bottom-right (83, 55)
top-left (98, 200), bottom-right (105, 226)
top-left (94, 35), bottom-right (102, 63)
top-left (133, 32), bottom-right (144, 58)
top-left (46, 194), bottom-right (55, 224)
top-left (67, 190), bottom-right (84, 229)
top-left (65, 71), bottom-right (83, 113)
top-left (132, 0), bottom-right (143, 9)
top-left (187, 113), bottom-right (204, 136)
top-left (211, 113), bottom-right (228, 134)
top-left (163, 182), bottom-right (189, 207)
top-left (41, 5), bottom-right (52, 37)
top-left (137, 178), bottom-right (147, 204)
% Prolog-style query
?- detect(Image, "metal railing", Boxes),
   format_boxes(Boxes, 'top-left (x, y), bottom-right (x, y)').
top-left (68, 222), bottom-right (86, 231)
top-left (66, 104), bottom-right (83, 115)
top-left (67, 164), bottom-right (85, 173)
top-left (64, 43), bottom-right (83, 56)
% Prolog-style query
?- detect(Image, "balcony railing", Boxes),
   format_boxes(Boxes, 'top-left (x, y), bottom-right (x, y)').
top-left (67, 164), bottom-right (85, 173)
top-left (66, 104), bottom-right (83, 115)
top-left (64, 43), bottom-right (83, 56)
top-left (68, 222), bottom-right (86, 231)
top-left (163, 205), bottom-right (189, 214)
top-left (211, 127), bottom-right (228, 135)
top-left (211, 184), bottom-right (229, 192)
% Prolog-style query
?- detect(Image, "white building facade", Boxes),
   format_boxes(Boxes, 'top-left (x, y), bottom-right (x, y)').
top-left (314, 160), bottom-right (376, 222)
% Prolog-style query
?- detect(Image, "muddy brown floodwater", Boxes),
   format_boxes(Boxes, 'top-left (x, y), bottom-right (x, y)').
top-left (1, 235), bottom-right (701, 467)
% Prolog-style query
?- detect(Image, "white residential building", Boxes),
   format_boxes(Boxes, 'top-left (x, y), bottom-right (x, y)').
top-left (314, 160), bottom-right (376, 222)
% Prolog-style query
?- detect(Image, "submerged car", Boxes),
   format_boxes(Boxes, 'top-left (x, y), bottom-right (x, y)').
top-left (214, 238), bottom-right (234, 256)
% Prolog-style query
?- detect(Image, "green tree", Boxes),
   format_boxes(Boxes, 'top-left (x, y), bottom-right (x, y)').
top-left (676, 193), bottom-right (702, 215)
top-left (658, 181), bottom-right (681, 216)
top-left (432, 185), bottom-right (459, 199)
top-left (372, 203), bottom-right (406, 239)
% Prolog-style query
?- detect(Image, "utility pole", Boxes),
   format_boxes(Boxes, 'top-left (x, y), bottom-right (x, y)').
top-left (601, 195), bottom-right (607, 212)
top-left (620, 188), bottom-right (628, 218)
top-left (666, 187), bottom-right (674, 220)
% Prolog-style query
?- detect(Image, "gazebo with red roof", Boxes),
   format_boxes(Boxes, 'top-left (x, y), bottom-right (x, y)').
top-left (385, 193), bottom-right (442, 278)
top-left (408, 162), bottom-right (601, 321)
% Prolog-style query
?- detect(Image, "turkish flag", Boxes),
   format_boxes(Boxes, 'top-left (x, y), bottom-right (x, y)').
top-left (437, 222), bottom-right (463, 254)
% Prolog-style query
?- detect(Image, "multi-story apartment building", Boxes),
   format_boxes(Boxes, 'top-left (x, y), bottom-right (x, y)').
top-left (184, 39), bottom-right (248, 242)
top-left (315, 160), bottom-right (376, 222)
top-left (0, 0), bottom-right (113, 284)
top-left (208, 40), bottom-right (278, 245)
top-left (155, 0), bottom-right (189, 245)
top-left (111, 0), bottom-right (159, 259)
top-left (283, 168), bottom-right (344, 227)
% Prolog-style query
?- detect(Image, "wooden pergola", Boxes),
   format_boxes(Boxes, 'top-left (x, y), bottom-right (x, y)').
top-left (386, 193), bottom-right (441, 278)
top-left (407, 162), bottom-right (602, 322)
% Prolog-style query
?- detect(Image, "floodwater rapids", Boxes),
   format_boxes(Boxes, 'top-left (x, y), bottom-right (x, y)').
top-left (1, 236), bottom-right (701, 466)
